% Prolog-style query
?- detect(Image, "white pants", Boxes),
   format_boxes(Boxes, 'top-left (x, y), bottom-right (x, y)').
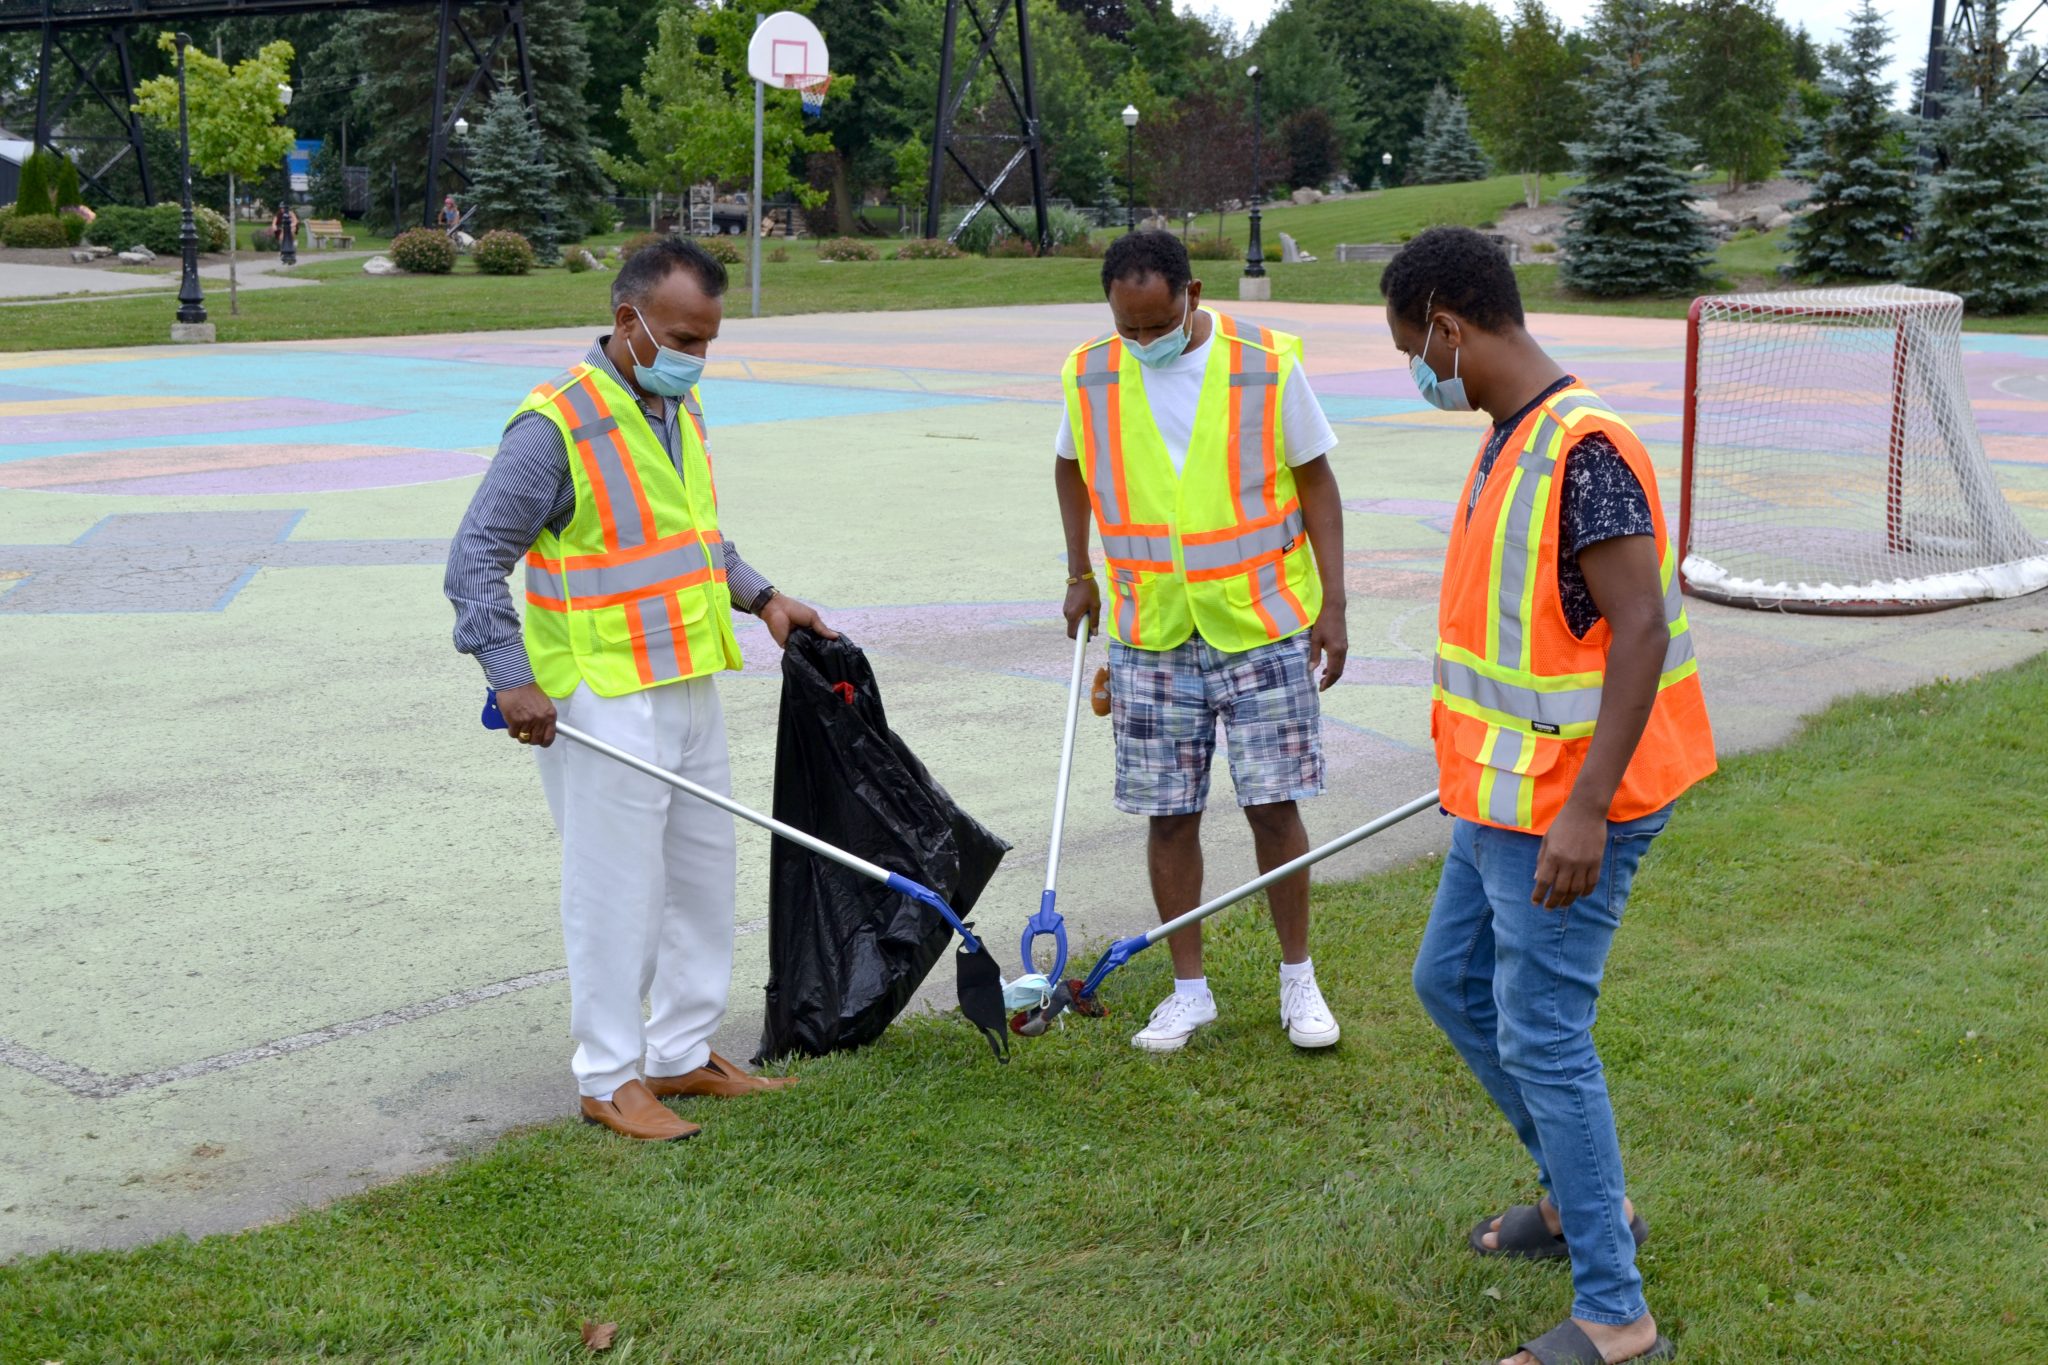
top-left (535, 679), bottom-right (738, 1098)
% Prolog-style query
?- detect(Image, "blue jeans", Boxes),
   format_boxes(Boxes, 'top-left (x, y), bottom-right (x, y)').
top-left (1412, 806), bottom-right (1671, 1325)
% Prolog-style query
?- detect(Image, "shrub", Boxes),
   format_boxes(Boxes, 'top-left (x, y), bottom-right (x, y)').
top-left (620, 232), bottom-right (666, 262)
top-left (192, 204), bottom-right (230, 253)
top-left (85, 204), bottom-right (182, 255)
top-left (1042, 205), bottom-right (1093, 249)
top-left (563, 248), bottom-right (593, 273)
top-left (1532, 240), bottom-right (1558, 254)
top-left (253, 228), bottom-right (278, 253)
top-left (896, 237), bottom-right (963, 260)
top-left (1264, 242), bottom-right (1282, 263)
top-left (768, 245), bottom-right (789, 263)
top-left (1184, 236), bottom-right (1240, 261)
top-left (1, 214), bottom-right (71, 248)
top-left (473, 229), bottom-right (536, 275)
top-left (990, 234), bottom-right (1038, 258)
top-left (940, 206), bottom-right (1005, 255)
top-left (1050, 237), bottom-right (1103, 259)
top-left (816, 236), bottom-right (879, 262)
top-left (692, 235), bottom-right (743, 265)
top-left (583, 199), bottom-right (618, 239)
top-left (390, 227), bottom-right (456, 274)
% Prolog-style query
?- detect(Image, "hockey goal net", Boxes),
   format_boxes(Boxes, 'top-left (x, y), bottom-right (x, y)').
top-left (1680, 285), bottom-right (2048, 613)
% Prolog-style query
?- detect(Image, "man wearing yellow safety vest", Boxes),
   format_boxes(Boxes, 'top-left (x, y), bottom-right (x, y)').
top-left (1384, 228), bottom-right (1713, 1365)
top-left (1055, 230), bottom-right (1351, 1053)
top-left (445, 239), bottom-right (835, 1143)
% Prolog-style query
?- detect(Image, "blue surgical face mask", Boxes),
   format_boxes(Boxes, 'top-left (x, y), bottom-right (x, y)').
top-left (1125, 295), bottom-right (1194, 369)
top-left (1409, 318), bottom-right (1472, 412)
top-left (626, 305), bottom-right (705, 397)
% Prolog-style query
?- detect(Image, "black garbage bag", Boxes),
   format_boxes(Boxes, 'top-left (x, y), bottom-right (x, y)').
top-left (756, 630), bottom-right (1011, 1061)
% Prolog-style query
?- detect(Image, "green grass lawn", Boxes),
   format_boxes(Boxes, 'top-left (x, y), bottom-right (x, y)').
top-left (5, 659), bottom-right (2045, 1361)
top-left (1203, 173), bottom-right (1578, 256)
top-left (11, 212), bottom-right (2048, 348)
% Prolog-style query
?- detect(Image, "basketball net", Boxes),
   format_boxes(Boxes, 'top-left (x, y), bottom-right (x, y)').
top-left (791, 72), bottom-right (831, 117)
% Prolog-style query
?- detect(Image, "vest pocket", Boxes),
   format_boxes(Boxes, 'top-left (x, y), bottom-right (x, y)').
top-left (1447, 711), bottom-right (1561, 830)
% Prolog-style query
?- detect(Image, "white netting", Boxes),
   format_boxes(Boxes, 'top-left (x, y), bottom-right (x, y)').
top-left (1683, 285), bottom-right (2048, 612)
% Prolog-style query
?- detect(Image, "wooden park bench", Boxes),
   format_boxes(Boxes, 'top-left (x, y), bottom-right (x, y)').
top-left (305, 218), bottom-right (355, 249)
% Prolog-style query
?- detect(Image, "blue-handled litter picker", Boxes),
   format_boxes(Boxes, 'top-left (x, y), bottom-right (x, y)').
top-left (482, 691), bottom-right (1016, 1061)
top-left (1015, 788), bottom-right (1443, 1033)
top-left (1005, 624), bottom-right (1101, 1036)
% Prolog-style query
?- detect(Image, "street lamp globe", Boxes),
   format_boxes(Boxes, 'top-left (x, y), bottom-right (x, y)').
top-left (1382, 151), bottom-right (1393, 168)
top-left (454, 116), bottom-right (469, 139)
top-left (277, 81), bottom-right (292, 107)
top-left (1121, 104), bottom-right (1139, 129)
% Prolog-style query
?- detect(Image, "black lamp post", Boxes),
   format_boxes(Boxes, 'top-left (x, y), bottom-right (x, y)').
top-left (1122, 104), bottom-right (1139, 232)
top-left (173, 33), bottom-right (207, 330)
top-left (277, 80), bottom-right (297, 266)
top-left (1244, 65), bottom-right (1266, 280)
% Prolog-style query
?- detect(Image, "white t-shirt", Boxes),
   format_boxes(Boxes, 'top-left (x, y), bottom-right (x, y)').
top-left (1054, 328), bottom-right (1339, 475)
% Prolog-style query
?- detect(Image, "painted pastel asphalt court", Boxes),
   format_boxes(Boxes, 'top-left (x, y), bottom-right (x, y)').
top-left (5, 303), bottom-right (2048, 1259)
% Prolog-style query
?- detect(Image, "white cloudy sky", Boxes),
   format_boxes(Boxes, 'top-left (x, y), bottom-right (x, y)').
top-left (1194, 1), bottom-right (1979, 111)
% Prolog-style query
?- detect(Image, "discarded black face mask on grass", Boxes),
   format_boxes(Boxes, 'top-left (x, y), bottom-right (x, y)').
top-left (756, 630), bottom-right (1012, 1063)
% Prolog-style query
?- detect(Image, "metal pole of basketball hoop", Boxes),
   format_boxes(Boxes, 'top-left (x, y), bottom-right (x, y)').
top-left (751, 14), bottom-right (764, 319)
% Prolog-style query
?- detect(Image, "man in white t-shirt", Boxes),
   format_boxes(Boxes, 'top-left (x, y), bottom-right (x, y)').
top-left (1055, 229), bottom-right (1350, 1053)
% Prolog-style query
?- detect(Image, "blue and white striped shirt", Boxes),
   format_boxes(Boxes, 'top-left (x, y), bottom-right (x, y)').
top-left (444, 337), bottom-right (773, 690)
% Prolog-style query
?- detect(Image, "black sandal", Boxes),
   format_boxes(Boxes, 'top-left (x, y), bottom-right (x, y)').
top-left (1516, 1319), bottom-right (1676, 1364)
top-left (1469, 1202), bottom-right (1650, 1260)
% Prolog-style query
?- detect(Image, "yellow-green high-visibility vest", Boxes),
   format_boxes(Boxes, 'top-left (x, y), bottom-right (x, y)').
top-left (512, 362), bottom-right (742, 698)
top-left (1060, 308), bottom-right (1322, 652)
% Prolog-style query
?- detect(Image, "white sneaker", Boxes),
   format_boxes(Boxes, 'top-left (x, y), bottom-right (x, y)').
top-left (1131, 991), bottom-right (1217, 1052)
top-left (1280, 974), bottom-right (1340, 1048)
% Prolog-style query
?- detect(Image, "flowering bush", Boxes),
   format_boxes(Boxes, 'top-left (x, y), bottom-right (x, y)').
top-left (816, 236), bottom-right (879, 262)
top-left (390, 227), bottom-right (456, 274)
top-left (473, 229), bottom-right (536, 275)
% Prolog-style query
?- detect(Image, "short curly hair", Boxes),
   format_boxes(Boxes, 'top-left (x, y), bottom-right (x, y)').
top-left (1379, 226), bottom-right (1523, 332)
top-left (1101, 228), bottom-right (1192, 296)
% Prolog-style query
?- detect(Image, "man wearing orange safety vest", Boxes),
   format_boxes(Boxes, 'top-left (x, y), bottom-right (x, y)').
top-left (1055, 230), bottom-right (1351, 1053)
top-left (445, 239), bottom-right (835, 1142)
top-left (1384, 228), bottom-right (1713, 1365)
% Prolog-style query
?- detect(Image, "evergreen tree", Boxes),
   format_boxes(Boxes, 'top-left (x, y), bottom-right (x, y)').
top-left (1413, 82), bottom-right (1489, 183)
top-left (1910, 0), bottom-right (2048, 313)
top-left (307, 140), bottom-right (349, 218)
top-left (1787, 0), bottom-right (1915, 280)
top-left (1559, 0), bottom-right (1713, 297)
top-left (466, 84), bottom-right (564, 263)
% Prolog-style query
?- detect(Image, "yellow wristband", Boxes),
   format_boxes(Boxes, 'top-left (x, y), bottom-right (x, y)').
top-left (1065, 572), bottom-right (1093, 586)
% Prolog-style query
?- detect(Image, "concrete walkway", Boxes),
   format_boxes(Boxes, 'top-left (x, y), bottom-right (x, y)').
top-left (0, 251), bottom-right (354, 305)
top-left (4, 304), bottom-right (2046, 1261)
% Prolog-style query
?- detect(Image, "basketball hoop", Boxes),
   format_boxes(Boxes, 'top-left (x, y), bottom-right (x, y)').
top-left (796, 73), bottom-right (831, 117)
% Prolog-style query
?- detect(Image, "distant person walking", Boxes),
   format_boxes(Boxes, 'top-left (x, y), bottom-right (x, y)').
top-left (440, 195), bottom-right (461, 232)
top-left (270, 204), bottom-right (297, 267)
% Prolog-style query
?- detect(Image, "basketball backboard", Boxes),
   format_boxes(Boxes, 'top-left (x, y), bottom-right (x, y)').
top-left (746, 11), bottom-right (829, 88)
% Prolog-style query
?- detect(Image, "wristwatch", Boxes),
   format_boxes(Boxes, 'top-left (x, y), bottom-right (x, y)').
top-left (750, 585), bottom-right (779, 616)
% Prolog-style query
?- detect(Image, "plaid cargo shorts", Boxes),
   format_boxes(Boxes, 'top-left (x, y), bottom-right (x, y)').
top-left (1108, 633), bottom-right (1325, 817)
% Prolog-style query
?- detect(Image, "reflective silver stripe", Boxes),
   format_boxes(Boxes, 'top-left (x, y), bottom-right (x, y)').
top-left (1076, 344), bottom-right (1123, 526)
top-left (681, 392), bottom-right (703, 417)
top-left (638, 593), bottom-right (685, 682)
top-left (559, 539), bottom-right (710, 601)
top-left (1435, 655), bottom-right (1604, 727)
top-left (1234, 332), bottom-right (1277, 519)
top-left (1102, 532), bottom-right (1174, 565)
top-left (526, 560), bottom-right (565, 604)
top-left (1491, 411), bottom-right (1569, 668)
top-left (1664, 626), bottom-right (1696, 674)
top-left (557, 379), bottom-right (648, 550)
top-left (1182, 508), bottom-right (1306, 573)
top-left (1113, 575), bottom-right (1137, 641)
top-left (1484, 729), bottom-right (1527, 827)
top-left (1256, 559), bottom-right (1307, 635)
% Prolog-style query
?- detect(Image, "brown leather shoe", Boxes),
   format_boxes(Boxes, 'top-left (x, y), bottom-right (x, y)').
top-left (579, 1079), bottom-right (700, 1141)
top-left (644, 1051), bottom-right (798, 1099)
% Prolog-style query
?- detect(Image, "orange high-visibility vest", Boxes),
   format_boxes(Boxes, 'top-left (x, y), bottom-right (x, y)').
top-left (511, 363), bottom-right (742, 698)
top-left (1432, 384), bottom-right (1715, 833)
top-left (1060, 309), bottom-right (1322, 652)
